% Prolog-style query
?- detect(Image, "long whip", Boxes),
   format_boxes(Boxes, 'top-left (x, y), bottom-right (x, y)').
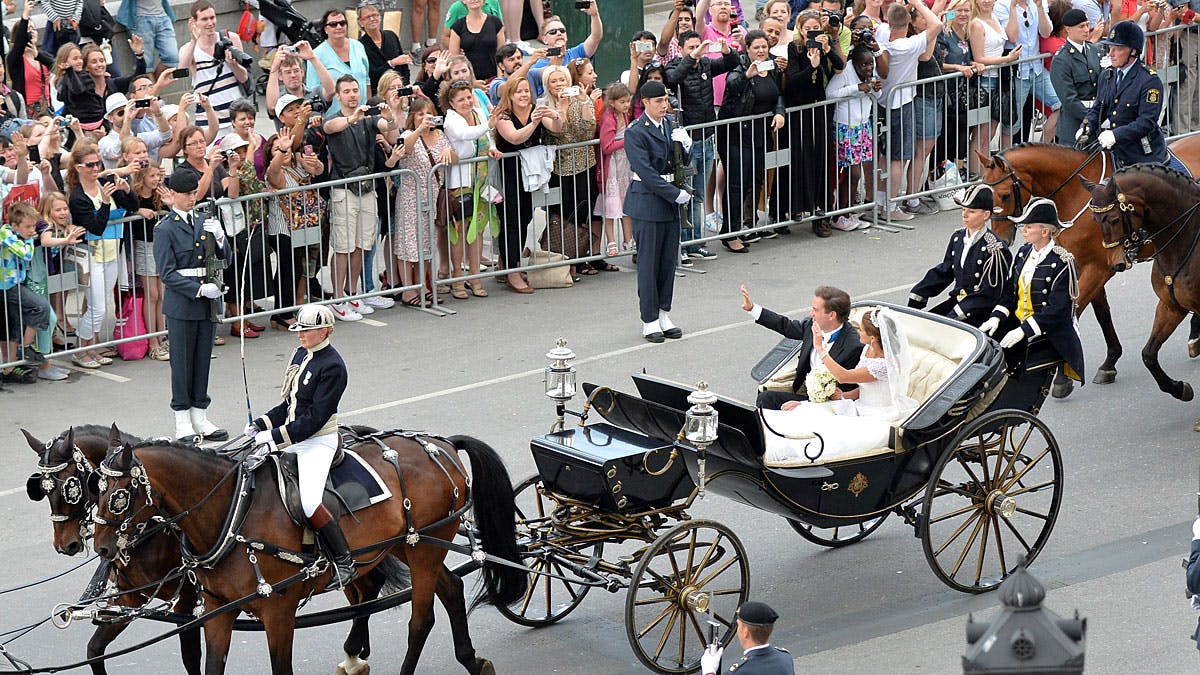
top-left (233, 212), bottom-right (256, 428)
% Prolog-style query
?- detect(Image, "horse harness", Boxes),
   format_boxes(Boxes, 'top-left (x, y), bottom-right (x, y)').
top-left (1089, 179), bottom-right (1200, 303)
top-left (987, 150), bottom-right (1108, 228)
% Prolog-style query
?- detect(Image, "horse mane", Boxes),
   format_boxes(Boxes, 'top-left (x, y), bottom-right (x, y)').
top-left (1113, 162), bottom-right (1200, 200)
top-left (63, 424), bottom-right (145, 446)
top-left (130, 438), bottom-right (229, 460)
top-left (1001, 141), bottom-right (1090, 158)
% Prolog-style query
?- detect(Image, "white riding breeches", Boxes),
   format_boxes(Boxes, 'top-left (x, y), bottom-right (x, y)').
top-left (286, 433), bottom-right (339, 518)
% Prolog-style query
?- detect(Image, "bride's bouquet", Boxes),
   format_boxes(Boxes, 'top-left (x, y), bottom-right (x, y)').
top-left (805, 367), bottom-right (839, 403)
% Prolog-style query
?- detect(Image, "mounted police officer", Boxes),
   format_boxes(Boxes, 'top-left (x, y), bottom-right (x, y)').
top-left (1078, 21), bottom-right (1185, 172)
top-left (624, 79), bottom-right (693, 343)
top-left (244, 304), bottom-right (357, 592)
top-left (153, 170), bottom-right (231, 442)
top-left (909, 185), bottom-right (1013, 327)
top-left (980, 198), bottom-right (1085, 385)
top-left (1049, 9), bottom-right (1101, 146)
top-left (700, 600), bottom-right (794, 675)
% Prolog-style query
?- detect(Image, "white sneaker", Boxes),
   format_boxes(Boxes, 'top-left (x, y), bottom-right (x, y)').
top-left (363, 295), bottom-right (395, 309)
top-left (332, 302), bottom-right (362, 322)
top-left (831, 216), bottom-right (857, 232)
top-left (348, 299), bottom-right (374, 315)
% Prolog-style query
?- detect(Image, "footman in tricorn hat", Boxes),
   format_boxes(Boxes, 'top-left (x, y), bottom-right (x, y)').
top-left (909, 184), bottom-right (1013, 327)
top-left (978, 198), bottom-right (1085, 383)
top-left (153, 168), bottom-right (231, 441)
top-left (700, 600), bottom-right (794, 674)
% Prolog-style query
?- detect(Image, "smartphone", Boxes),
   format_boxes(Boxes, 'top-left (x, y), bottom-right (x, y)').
top-left (635, 41), bottom-right (654, 53)
top-left (562, 85), bottom-right (581, 98)
top-left (806, 38), bottom-right (821, 50)
top-left (99, 174), bottom-right (115, 186)
top-left (28, 146), bottom-right (39, 164)
top-left (172, 67), bottom-right (189, 79)
top-left (757, 59), bottom-right (775, 71)
top-left (547, 47), bottom-right (563, 57)
top-left (707, 42), bottom-right (723, 53)
top-left (395, 86), bottom-right (414, 97)
top-left (303, 144), bottom-right (314, 155)
top-left (769, 43), bottom-right (788, 58)
top-left (574, 0), bottom-right (591, 8)
top-left (945, 9), bottom-right (957, 19)
top-left (362, 105), bottom-right (381, 116)
top-left (135, 98), bottom-right (152, 109)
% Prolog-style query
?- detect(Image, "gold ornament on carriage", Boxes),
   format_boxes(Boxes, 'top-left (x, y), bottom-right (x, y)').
top-left (848, 473), bottom-right (869, 497)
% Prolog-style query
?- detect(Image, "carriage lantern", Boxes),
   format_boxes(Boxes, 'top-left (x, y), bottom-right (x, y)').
top-left (683, 382), bottom-right (719, 498)
top-left (545, 338), bottom-right (577, 431)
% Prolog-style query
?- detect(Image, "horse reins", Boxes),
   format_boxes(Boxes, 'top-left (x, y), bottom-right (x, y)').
top-left (987, 149), bottom-right (1107, 227)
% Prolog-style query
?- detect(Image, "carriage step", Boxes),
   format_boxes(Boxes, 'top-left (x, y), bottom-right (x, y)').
top-left (900, 504), bottom-right (924, 537)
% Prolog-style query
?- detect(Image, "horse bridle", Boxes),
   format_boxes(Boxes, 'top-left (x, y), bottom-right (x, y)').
top-left (92, 452), bottom-right (160, 560)
top-left (27, 437), bottom-right (96, 526)
top-left (1089, 178), bottom-right (1200, 279)
top-left (986, 150), bottom-right (1106, 231)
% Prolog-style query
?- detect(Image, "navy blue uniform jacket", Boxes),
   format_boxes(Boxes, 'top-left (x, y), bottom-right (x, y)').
top-left (722, 645), bottom-right (794, 674)
top-left (991, 244), bottom-right (1086, 381)
top-left (255, 340), bottom-right (348, 446)
top-left (1083, 59), bottom-right (1166, 166)
top-left (910, 228), bottom-right (1012, 322)
top-left (623, 113), bottom-right (684, 223)
top-left (153, 209), bottom-right (232, 321)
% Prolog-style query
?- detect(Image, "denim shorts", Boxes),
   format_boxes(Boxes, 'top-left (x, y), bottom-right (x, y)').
top-left (885, 100), bottom-right (916, 161)
top-left (914, 96), bottom-right (944, 140)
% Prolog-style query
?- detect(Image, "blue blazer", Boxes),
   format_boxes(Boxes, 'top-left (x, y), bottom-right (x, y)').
top-left (1083, 60), bottom-right (1166, 166)
top-left (153, 210), bottom-right (231, 321)
top-left (622, 114), bottom-right (685, 224)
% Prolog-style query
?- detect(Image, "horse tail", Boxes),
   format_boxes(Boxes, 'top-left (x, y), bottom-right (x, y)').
top-left (447, 435), bottom-right (527, 611)
top-left (373, 553), bottom-right (412, 596)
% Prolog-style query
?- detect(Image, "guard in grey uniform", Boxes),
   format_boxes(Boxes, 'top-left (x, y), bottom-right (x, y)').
top-left (700, 600), bottom-right (794, 675)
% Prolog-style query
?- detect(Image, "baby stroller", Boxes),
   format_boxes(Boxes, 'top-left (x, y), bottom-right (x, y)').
top-left (254, 0), bottom-right (323, 95)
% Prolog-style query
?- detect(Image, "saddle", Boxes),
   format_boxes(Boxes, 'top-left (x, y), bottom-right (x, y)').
top-left (260, 431), bottom-right (393, 527)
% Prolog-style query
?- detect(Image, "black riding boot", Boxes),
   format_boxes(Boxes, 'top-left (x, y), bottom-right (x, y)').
top-left (313, 516), bottom-right (357, 592)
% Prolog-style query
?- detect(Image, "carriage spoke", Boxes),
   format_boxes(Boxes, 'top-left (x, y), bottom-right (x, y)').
top-left (1000, 448), bottom-right (1051, 493)
top-left (634, 593), bottom-right (676, 607)
top-left (947, 511), bottom-right (987, 579)
top-left (709, 586), bottom-right (746, 597)
top-left (652, 609), bottom-right (679, 661)
top-left (1013, 507), bottom-right (1050, 521)
top-left (516, 561), bottom-right (544, 616)
top-left (991, 513), bottom-right (1008, 576)
top-left (676, 601), bottom-right (687, 666)
top-left (688, 534), bottom-right (725, 588)
top-left (998, 424), bottom-right (1033, 484)
top-left (1005, 480), bottom-right (1055, 498)
top-left (683, 529), bottom-right (698, 585)
top-left (1000, 513), bottom-right (1035, 553)
top-left (954, 455), bottom-right (986, 489)
top-left (933, 480), bottom-right (983, 500)
top-left (549, 560), bottom-right (582, 603)
top-left (637, 604), bottom-right (676, 639)
top-left (933, 509), bottom-right (983, 558)
top-left (691, 554), bottom-right (738, 589)
top-left (975, 429), bottom-right (993, 487)
top-left (686, 607), bottom-right (708, 647)
top-left (928, 501), bottom-right (983, 525)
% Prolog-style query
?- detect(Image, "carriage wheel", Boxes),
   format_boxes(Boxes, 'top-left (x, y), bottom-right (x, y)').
top-left (786, 512), bottom-right (889, 548)
top-left (496, 475), bottom-right (603, 627)
top-left (920, 410), bottom-right (1063, 593)
top-left (624, 520), bottom-right (749, 674)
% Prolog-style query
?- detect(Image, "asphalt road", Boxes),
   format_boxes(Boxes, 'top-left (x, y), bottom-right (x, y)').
top-left (2, 207), bottom-right (1198, 674)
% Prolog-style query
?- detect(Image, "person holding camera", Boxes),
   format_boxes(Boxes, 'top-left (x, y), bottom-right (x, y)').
top-left (266, 43), bottom-right (336, 130)
top-left (699, 0), bottom-right (747, 107)
top-left (153, 168), bottom-right (231, 441)
top-left (97, 93), bottom-right (170, 170)
top-left (178, 0), bottom-right (249, 131)
top-left (528, 3), bottom-right (604, 96)
top-left (658, 0), bottom-right (698, 62)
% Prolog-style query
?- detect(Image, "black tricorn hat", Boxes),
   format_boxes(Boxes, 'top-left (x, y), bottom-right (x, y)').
top-left (953, 184), bottom-right (994, 211)
top-left (1011, 197), bottom-right (1070, 231)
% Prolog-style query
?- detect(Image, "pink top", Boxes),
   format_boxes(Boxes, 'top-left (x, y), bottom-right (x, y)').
top-left (701, 23), bottom-right (744, 107)
top-left (596, 106), bottom-right (630, 187)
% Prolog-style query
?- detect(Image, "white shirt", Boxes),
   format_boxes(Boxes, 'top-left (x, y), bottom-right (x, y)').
top-left (961, 226), bottom-right (985, 268)
top-left (875, 26), bottom-right (928, 109)
top-left (1019, 239), bottom-right (1055, 286)
top-left (443, 108), bottom-right (492, 189)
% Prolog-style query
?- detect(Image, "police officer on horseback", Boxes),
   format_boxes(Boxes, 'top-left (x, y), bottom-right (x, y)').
top-left (244, 304), bottom-right (356, 591)
top-left (1078, 20), bottom-right (1183, 171)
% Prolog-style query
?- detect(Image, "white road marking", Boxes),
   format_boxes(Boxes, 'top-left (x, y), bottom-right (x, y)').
top-left (60, 364), bottom-right (131, 383)
top-left (0, 486), bottom-right (24, 497)
top-left (359, 318), bottom-right (387, 327)
top-left (342, 283), bottom-right (913, 418)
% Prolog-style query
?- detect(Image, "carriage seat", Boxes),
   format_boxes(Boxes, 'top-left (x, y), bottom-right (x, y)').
top-left (762, 307), bottom-right (977, 468)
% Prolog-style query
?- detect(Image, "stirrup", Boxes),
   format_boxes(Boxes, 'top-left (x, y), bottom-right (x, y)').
top-left (325, 559), bottom-right (357, 591)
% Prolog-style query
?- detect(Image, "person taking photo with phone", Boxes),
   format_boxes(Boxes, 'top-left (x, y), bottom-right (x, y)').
top-left (528, 1), bottom-right (604, 95)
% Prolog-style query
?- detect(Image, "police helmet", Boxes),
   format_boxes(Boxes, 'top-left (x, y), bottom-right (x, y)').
top-left (1101, 21), bottom-right (1144, 54)
top-left (290, 304), bottom-right (336, 332)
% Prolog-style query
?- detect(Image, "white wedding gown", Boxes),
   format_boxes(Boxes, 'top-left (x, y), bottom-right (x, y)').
top-left (761, 350), bottom-right (906, 466)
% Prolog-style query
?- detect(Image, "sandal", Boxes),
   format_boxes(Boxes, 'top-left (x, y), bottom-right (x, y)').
top-left (469, 282), bottom-right (489, 298)
top-left (98, 346), bottom-right (119, 358)
top-left (71, 354), bottom-right (102, 369)
top-left (451, 282), bottom-right (470, 300)
top-left (402, 293), bottom-right (427, 307)
top-left (606, 241), bottom-right (619, 257)
top-left (592, 261), bottom-right (619, 272)
top-left (578, 267), bottom-right (599, 276)
top-left (214, 335), bottom-right (226, 346)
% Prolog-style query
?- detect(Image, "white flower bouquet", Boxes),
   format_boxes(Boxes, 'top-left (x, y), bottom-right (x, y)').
top-left (805, 367), bottom-right (839, 403)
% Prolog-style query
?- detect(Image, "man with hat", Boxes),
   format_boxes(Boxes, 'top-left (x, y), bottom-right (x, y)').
top-left (153, 168), bottom-right (231, 441)
top-left (979, 197), bottom-right (1085, 384)
top-left (243, 303), bottom-right (357, 592)
top-left (1049, 9), bottom-right (1101, 146)
top-left (97, 93), bottom-right (171, 170)
top-left (700, 600), bottom-right (794, 674)
top-left (1078, 21), bottom-right (1180, 170)
top-left (624, 79), bottom-right (693, 343)
top-left (909, 184), bottom-right (1013, 327)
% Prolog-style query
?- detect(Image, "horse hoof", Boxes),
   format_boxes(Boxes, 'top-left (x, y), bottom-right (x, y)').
top-left (335, 656), bottom-right (369, 675)
top-left (1181, 382), bottom-right (1195, 402)
top-left (1092, 369), bottom-right (1118, 385)
top-left (1050, 380), bottom-right (1075, 399)
top-left (1190, 339), bottom-right (1200, 359)
top-left (475, 659), bottom-right (495, 675)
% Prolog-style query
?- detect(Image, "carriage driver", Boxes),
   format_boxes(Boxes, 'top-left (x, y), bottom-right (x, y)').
top-left (979, 198), bottom-right (1085, 384)
top-left (244, 304), bottom-right (357, 592)
top-left (1077, 20), bottom-right (1186, 172)
top-left (908, 185), bottom-right (1013, 327)
top-left (700, 600), bottom-right (794, 675)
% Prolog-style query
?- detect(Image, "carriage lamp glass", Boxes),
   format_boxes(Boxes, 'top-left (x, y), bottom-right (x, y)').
top-left (544, 337), bottom-right (577, 402)
top-left (684, 382), bottom-right (719, 446)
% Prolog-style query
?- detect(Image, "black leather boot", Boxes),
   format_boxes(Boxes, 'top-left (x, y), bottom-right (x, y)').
top-left (314, 519), bottom-right (357, 592)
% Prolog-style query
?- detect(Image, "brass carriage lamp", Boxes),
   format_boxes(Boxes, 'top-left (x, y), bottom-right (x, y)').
top-left (545, 338), bottom-right (577, 431)
top-left (684, 382), bottom-right (720, 498)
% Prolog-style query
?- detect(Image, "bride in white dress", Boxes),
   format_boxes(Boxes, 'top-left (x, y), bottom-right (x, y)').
top-left (761, 308), bottom-right (918, 465)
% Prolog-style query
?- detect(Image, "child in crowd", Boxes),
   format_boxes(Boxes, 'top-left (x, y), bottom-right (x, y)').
top-left (825, 44), bottom-right (880, 231)
top-left (1, 202), bottom-right (55, 382)
top-left (595, 83), bottom-right (635, 257)
top-left (29, 197), bottom-right (84, 380)
top-left (130, 165), bottom-right (169, 360)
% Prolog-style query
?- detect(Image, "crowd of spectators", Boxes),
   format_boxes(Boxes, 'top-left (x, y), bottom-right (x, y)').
top-left (0, 0), bottom-right (1197, 386)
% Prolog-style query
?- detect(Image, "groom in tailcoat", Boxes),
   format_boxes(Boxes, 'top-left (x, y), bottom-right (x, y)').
top-left (741, 285), bottom-right (863, 410)
top-left (624, 80), bottom-right (693, 343)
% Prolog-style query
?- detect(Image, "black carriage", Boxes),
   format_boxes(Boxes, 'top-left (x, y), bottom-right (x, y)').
top-left (502, 303), bottom-right (1065, 673)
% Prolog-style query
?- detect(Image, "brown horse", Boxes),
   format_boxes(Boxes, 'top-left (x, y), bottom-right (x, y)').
top-left (89, 428), bottom-right (525, 675)
top-left (977, 136), bottom-right (1200, 398)
top-left (1081, 164), bottom-right (1200, 428)
top-left (24, 425), bottom-right (405, 675)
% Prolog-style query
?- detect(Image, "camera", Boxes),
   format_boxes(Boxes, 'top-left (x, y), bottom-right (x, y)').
top-left (28, 146), bottom-right (39, 164)
top-left (574, 0), bottom-right (591, 8)
top-left (395, 85), bottom-right (414, 97)
top-left (806, 29), bottom-right (822, 50)
top-left (823, 9), bottom-right (842, 27)
top-left (172, 67), bottom-right (189, 79)
top-left (307, 93), bottom-right (327, 114)
top-left (853, 28), bottom-right (875, 44)
top-left (362, 105), bottom-right (381, 116)
top-left (221, 148), bottom-right (239, 161)
top-left (135, 98), bottom-right (152, 109)
top-left (99, 174), bottom-right (115, 186)
top-left (57, 117), bottom-right (72, 127)
top-left (547, 47), bottom-right (563, 57)
top-left (562, 85), bottom-right (581, 98)
top-left (635, 41), bottom-right (654, 53)
top-left (429, 115), bottom-right (444, 127)
top-left (213, 36), bottom-right (254, 70)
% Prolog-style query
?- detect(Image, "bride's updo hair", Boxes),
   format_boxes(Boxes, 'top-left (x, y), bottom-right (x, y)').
top-left (860, 310), bottom-right (883, 346)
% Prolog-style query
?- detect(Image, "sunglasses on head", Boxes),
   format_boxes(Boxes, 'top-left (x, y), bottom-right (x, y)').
top-left (425, 56), bottom-right (438, 63)
top-left (545, 27), bottom-right (567, 35)
top-left (326, 19), bottom-right (348, 28)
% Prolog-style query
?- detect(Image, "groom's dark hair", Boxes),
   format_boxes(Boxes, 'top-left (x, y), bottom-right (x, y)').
top-left (814, 286), bottom-right (851, 322)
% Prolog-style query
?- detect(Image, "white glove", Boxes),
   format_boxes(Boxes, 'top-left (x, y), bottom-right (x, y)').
top-left (198, 282), bottom-right (222, 299)
top-left (978, 317), bottom-right (1000, 336)
top-left (670, 127), bottom-right (693, 152)
top-left (243, 422), bottom-right (259, 438)
top-left (1098, 129), bottom-right (1116, 149)
top-left (1000, 327), bottom-right (1025, 349)
top-left (1074, 126), bottom-right (1085, 141)
top-left (1081, 100), bottom-right (1093, 109)
top-left (1100, 55), bottom-right (1111, 68)
top-left (254, 430), bottom-right (274, 447)
top-left (674, 189), bottom-right (691, 205)
top-left (700, 645), bottom-right (723, 675)
top-left (1193, 516), bottom-right (1200, 541)
top-left (202, 220), bottom-right (226, 243)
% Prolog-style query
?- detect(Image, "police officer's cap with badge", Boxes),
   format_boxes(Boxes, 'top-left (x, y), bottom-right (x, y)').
top-left (1101, 19), bottom-right (1144, 54)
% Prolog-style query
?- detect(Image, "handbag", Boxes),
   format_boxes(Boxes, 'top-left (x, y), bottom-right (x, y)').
top-left (526, 248), bottom-right (573, 289)
top-left (113, 294), bottom-right (148, 361)
top-left (990, 52), bottom-right (1019, 126)
top-left (278, 167), bottom-right (325, 231)
top-left (217, 198), bottom-right (247, 237)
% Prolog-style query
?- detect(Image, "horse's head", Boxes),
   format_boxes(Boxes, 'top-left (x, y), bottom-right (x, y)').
top-left (1080, 174), bottom-right (1142, 272)
top-left (92, 433), bottom-right (153, 562)
top-left (23, 427), bottom-right (103, 556)
top-left (976, 150), bottom-right (1025, 245)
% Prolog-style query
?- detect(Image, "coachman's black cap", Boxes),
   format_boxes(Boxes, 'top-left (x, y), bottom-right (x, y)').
top-left (167, 170), bottom-right (199, 193)
top-left (736, 601), bottom-right (779, 626)
top-left (639, 80), bottom-right (668, 100)
top-left (953, 184), bottom-right (994, 211)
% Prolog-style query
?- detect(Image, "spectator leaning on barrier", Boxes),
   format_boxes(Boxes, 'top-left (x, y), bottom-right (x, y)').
top-left (27, 196), bottom-right (82, 380)
top-left (1, 202), bottom-right (53, 381)
top-left (115, 0), bottom-right (178, 73)
top-left (528, 4), bottom-right (603, 96)
top-left (178, 0), bottom-right (248, 131)
top-left (785, 10), bottom-right (843, 236)
top-left (1049, 8), bottom-right (1100, 144)
top-left (442, 79), bottom-right (496, 298)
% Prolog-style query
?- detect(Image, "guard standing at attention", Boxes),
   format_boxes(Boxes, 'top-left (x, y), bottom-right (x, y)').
top-left (1049, 9), bottom-right (1101, 146)
top-left (244, 304), bottom-right (357, 591)
top-left (624, 80), bottom-right (693, 343)
top-left (909, 185), bottom-right (1013, 327)
top-left (700, 600), bottom-right (795, 675)
top-left (979, 198), bottom-right (1085, 384)
top-left (1078, 21), bottom-right (1182, 171)
top-left (153, 170), bottom-right (231, 441)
